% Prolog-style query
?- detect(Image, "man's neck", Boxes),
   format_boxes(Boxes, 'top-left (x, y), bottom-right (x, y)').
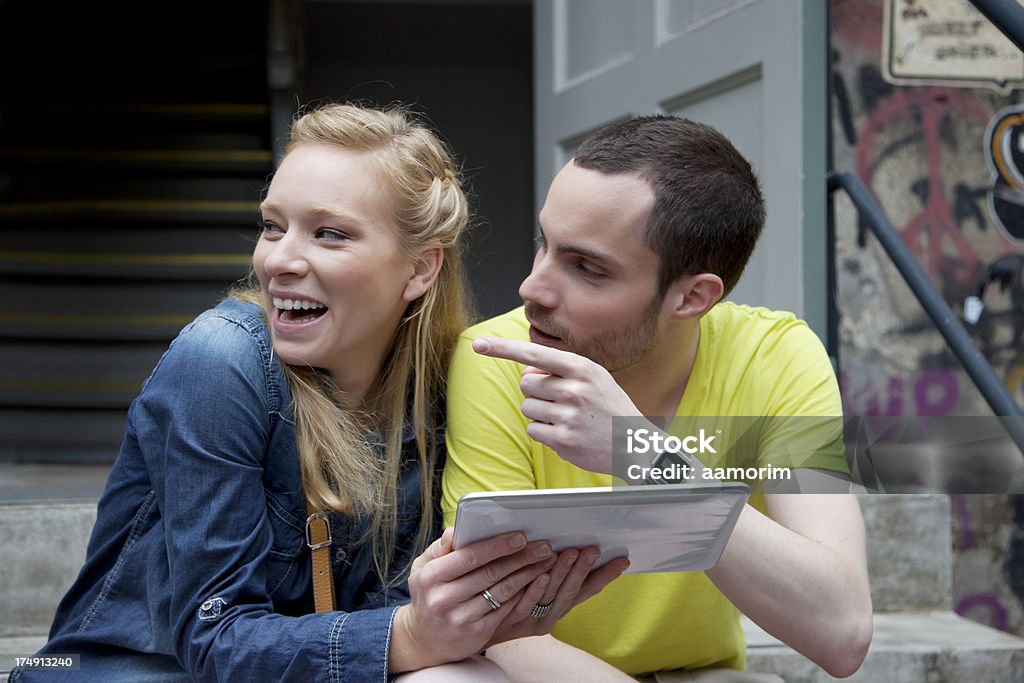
top-left (614, 318), bottom-right (701, 418)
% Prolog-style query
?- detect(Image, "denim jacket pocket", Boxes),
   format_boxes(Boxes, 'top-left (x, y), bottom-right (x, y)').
top-left (263, 489), bottom-right (305, 597)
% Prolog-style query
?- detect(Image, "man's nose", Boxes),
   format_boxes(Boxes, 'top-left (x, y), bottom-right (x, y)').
top-left (518, 250), bottom-right (557, 309)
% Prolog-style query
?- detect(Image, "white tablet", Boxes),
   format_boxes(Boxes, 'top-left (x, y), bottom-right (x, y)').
top-left (452, 482), bottom-right (750, 574)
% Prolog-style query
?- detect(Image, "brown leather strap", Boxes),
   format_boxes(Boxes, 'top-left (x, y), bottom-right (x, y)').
top-left (306, 512), bottom-right (336, 613)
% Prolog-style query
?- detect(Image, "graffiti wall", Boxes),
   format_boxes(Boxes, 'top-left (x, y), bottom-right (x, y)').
top-left (830, 0), bottom-right (1024, 636)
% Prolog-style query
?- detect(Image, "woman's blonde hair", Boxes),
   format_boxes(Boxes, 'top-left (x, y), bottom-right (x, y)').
top-left (232, 101), bottom-right (471, 584)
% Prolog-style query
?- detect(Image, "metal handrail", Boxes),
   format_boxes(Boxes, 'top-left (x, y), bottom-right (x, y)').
top-left (970, 0), bottom-right (1024, 54)
top-left (827, 171), bottom-right (1024, 456)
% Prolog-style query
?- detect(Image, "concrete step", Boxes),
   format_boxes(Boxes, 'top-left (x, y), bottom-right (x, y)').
top-left (0, 635), bottom-right (47, 683)
top-left (0, 465), bottom-right (1015, 682)
top-left (857, 493), bottom-right (953, 612)
top-left (5, 615), bottom-right (1022, 682)
top-left (0, 463), bottom-right (103, 683)
top-left (0, 476), bottom-right (953, 634)
top-left (0, 463), bottom-right (105, 640)
top-left (743, 611), bottom-right (1024, 682)
top-left (0, 463), bottom-right (109, 505)
top-left (0, 500), bottom-right (97, 639)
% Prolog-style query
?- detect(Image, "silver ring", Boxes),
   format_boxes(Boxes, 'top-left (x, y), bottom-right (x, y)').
top-left (481, 589), bottom-right (502, 610)
top-left (530, 601), bottom-right (554, 619)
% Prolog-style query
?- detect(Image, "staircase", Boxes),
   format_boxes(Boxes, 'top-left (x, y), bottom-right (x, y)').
top-left (0, 0), bottom-right (274, 673)
top-left (0, 0), bottom-right (274, 461)
top-left (743, 494), bottom-right (1024, 681)
top-left (3, 482), bottom-right (1024, 681)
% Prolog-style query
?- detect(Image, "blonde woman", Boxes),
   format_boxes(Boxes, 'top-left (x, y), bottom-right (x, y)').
top-left (14, 103), bottom-right (626, 682)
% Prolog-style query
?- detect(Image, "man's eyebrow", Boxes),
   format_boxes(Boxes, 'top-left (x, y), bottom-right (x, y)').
top-left (537, 224), bottom-right (619, 268)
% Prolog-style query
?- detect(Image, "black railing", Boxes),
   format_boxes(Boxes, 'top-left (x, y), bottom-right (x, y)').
top-left (971, 0), bottom-right (1024, 54)
top-left (827, 171), bottom-right (1024, 457)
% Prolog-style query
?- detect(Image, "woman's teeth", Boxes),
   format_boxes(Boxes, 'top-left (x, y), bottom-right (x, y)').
top-left (273, 297), bottom-right (326, 311)
top-left (273, 297), bottom-right (328, 323)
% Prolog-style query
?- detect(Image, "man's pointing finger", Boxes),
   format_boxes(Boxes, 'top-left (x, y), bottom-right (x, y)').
top-left (472, 337), bottom-right (581, 377)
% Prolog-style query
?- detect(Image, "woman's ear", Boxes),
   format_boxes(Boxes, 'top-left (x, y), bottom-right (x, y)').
top-left (664, 273), bottom-right (724, 320)
top-left (403, 246), bottom-right (444, 302)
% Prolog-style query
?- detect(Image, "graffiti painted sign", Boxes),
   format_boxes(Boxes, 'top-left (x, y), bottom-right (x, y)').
top-left (883, 0), bottom-right (1024, 92)
top-left (986, 105), bottom-right (1024, 241)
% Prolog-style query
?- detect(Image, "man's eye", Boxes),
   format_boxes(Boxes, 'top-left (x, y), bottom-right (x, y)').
top-left (576, 261), bottom-right (606, 279)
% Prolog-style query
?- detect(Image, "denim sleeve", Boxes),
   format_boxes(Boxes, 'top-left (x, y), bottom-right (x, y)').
top-left (133, 314), bottom-right (399, 682)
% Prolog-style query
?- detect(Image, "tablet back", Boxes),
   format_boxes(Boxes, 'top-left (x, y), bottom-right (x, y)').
top-left (453, 482), bottom-right (750, 573)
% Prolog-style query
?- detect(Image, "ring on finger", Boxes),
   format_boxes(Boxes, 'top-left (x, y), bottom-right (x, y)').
top-left (530, 601), bottom-right (554, 619)
top-left (481, 588), bottom-right (502, 611)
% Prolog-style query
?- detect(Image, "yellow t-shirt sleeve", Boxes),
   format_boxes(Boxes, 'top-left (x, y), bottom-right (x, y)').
top-left (756, 319), bottom-right (847, 473)
top-left (441, 326), bottom-right (535, 528)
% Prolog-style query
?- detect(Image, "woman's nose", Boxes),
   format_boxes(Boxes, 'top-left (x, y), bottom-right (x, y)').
top-left (262, 232), bottom-right (310, 278)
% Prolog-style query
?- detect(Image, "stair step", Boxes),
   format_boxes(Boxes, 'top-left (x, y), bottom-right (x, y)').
top-left (0, 411), bottom-right (127, 462)
top-left (0, 464), bottom-right (110, 503)
top-left (0, 148), bottom-right (273, 174)
top-left (0, 223), bottom-right (258, 282)
top-left (0, 104), bottom-right (271, 153)
top-left (0, 249), bottom-right (252, 281)
top-left (743, 611), bottom-right (1024, 682)
top-left (0, 280), bottom-right (232, 342)
top-left (0, 635), bottom-right (49, 682)
top-left (0, 498), bottom-right (99, 638)
top-left (0, 102), bottom-right (270, 122)
top-left (0, 341), bottom-right (168, 409)
top-left (0, 199), bottom-right (259, 224)
top-left (3, 174), bottom-right (267, 204)
top-left (858, 494), bottom-right (953, 612)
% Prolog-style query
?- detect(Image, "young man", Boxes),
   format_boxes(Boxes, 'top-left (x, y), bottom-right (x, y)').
top-left (441, 116), bottom-right (872, 681)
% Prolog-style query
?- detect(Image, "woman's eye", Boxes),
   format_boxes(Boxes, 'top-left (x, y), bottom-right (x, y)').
top-left (258, 220), bottom-right (283, 236)
top-left (316, 228), bottom-right (350, 241)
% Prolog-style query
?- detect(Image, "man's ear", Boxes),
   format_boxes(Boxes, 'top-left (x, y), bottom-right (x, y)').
top-left (403, 245), bottom-right (444, 302)
top-left (663, 273), bottom-right (724, 320)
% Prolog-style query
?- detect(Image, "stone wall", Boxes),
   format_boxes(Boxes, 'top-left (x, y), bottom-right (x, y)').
top-left (830, 0), bottom-right (1024, 637)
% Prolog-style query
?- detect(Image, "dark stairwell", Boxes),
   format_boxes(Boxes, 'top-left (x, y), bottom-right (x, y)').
top-left (0, 0), bottom-right (275, 463)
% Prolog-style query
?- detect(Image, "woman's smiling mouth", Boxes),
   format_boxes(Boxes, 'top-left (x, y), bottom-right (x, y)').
top-left (273, 296), bottom-right (328, 324)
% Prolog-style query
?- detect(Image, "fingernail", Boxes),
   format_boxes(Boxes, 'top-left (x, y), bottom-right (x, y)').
top-left (584, 552), bottom-right (599, 566)
top-left (544, 557), bottom-right (557, 570)
top-left (509, 533), bottom-right (526, 549)
top-left (473, 338), bottom-right (491, 352)
top-left (534, 543), bottom-right (552, 559)
top-left (538, 574), bottom-right (551, 589)
top-left (565, 550), bottom-right (579, 567)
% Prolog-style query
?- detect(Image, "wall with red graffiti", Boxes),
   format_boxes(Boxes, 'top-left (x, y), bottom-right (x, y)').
top-left (830, 0), bottom-right (1024, 636)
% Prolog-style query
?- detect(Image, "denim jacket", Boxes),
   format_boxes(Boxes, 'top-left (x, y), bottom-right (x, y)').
top-left (13, 299), bottom-right (437, 682)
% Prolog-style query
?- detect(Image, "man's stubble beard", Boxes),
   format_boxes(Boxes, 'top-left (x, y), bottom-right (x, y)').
top-left (524, 293), bottom-right (663, 374)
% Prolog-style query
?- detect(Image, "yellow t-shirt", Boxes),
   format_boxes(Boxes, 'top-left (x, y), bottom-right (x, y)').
top-left (442, 303), bottom-right (846, 675)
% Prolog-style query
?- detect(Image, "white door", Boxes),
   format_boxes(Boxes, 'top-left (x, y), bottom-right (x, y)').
top-left (534, 0), bottom-right (821, 318)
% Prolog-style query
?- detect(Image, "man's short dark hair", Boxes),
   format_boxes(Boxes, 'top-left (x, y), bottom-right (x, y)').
top-left (573, 115), bottom-right (765, 298)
